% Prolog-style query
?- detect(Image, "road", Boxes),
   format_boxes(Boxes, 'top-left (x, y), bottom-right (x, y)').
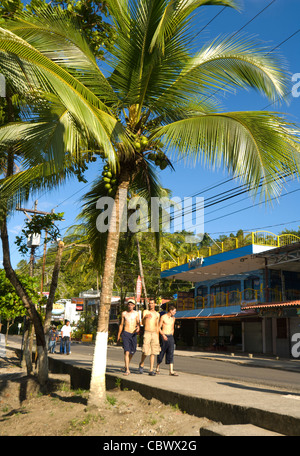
top-left (104, 346), bottom-right (300, 393)
top-left (8, 335), bottom-right (300, 393)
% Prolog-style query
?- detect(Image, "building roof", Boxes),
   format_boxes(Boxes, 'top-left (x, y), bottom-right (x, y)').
top-left (242, 300), bottom-right (300, 310)
top-left (161, 244), bottom-right (275, 282)
top-left (175, 305), bottom-right (257, 319)
top-left (254, 241), bottom-right (300, 273)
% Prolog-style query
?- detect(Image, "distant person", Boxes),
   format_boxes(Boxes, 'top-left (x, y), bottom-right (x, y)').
top-left (156, 306), bottom-right (178, 376)
top-left (48, 326), bottom-right (58, 354)
top-left (117, 300), bottom-right (140, 375)
top-left (139, 298), bottom-right (160, 376)
top-left (61, 320), bottom-right (72, 355)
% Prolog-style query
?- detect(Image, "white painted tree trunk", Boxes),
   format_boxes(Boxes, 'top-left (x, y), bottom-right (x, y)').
top-left (88, 176), bottom-right (130, 409)
top-left (88, 331), bottom-right (108, 408)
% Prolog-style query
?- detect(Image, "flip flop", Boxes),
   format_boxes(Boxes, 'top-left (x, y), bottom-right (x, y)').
top-left (155, 370), bottom-right (160, 374)
top-left (169, 372), bottom-right (179, 376)
top-left (123, 372), bottom-right (130, 376)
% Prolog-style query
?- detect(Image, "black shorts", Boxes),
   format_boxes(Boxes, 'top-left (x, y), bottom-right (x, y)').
top-left (157, 334), bottom-right (175, 365)
top-left (122, 331), bottom-right (137, 355)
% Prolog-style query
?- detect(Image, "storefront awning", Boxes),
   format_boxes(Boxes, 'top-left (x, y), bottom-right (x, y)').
top-left (175, 305), bottom-right (256, 319)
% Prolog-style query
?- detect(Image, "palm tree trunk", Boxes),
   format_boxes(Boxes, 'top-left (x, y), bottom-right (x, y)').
top-left (88, 174), bottom-right (130, 409)
top-left (40, 240), bottom-right (65, 373)
top-left (28, 245), bottom-right (36, 375)
top-left (21, 317), bottom-right (31, 371)
top-left (5, 319), bottom-right (13, 347)
top-left (136, 237), bottom-right (148, 309)
top-left (44, 241), bottom-right (65, 334)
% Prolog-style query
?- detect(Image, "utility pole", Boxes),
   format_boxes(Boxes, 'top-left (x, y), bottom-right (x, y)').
top-left (16, 201), bottom-right (56, 287)
top-left (16, 201), bottom-right (60, 371)
top-left (16, 200), bottom-right (40, 277)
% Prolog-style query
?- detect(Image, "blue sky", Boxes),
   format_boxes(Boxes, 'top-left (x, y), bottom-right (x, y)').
top-left (2, 0), bottom-right (300, 268)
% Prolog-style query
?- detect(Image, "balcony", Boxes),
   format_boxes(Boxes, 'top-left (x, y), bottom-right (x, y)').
top-left (177, 287), bottom-right (300, 312)
top-left (161, 231), bottom-right (300, 272)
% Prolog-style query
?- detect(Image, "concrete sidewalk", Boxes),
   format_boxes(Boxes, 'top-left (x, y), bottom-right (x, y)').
top-left (5, 338), bottom-right (300, 436)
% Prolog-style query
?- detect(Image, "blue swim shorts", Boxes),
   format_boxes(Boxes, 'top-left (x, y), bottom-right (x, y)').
top-left (122, 331), bottom-right (137, 355)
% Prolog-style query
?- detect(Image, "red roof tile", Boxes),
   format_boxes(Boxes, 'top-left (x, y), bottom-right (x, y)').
top-left (242, 300), bottom-right (300, 310)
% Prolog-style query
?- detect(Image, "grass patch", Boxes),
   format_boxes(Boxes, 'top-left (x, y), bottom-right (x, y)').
top-left (106, 394), bottom-right (117, 406)
top-left (67, 413), bottom-right (104, 433)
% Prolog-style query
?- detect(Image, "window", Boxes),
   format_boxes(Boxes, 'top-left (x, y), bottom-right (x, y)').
top-left (244, 276), bottom-right (260, 300)
top-left (211, 281), bottom-right (241, 306)
top-left (196, 286), bottom-right (208, 308)
top-left (197, 286), bottom-right (208, 297)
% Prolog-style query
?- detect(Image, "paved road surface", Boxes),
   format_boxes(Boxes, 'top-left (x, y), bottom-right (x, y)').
top-left (105, 346), bottom-right (300, 393)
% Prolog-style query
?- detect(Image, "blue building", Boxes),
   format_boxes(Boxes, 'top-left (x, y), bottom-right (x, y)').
top-left (161, 233), bottom-right (300, 358)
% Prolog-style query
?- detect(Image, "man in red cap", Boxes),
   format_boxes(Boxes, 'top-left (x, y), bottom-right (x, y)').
top-left (117, 299), bottom-right (140, 375)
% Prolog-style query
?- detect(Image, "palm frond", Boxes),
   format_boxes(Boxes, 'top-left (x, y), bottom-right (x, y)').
top-left (153, 34), bottom-right (289, 113)
top-left (0, 27), bottom-right (126, 167)
top-left (3, 6), bottom-right (118, 104)
top-left (154, 110), bottom-right (300, 201)
top-left (149, 0), bottom-right (240, 54)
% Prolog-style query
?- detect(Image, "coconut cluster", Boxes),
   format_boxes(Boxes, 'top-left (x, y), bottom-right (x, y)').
top-left (101, 135), bottom-right (169, 193)
top-left (102, 163), bottom-right (118, 195)
top-left (133, 135), bottom-right (168, 170)
top-left (133, 135), bottom-right (149, 150)
top-left (147, 150), bottom-right (168, 170)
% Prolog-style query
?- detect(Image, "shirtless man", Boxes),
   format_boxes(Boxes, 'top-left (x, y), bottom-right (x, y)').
top-left (156, 305), bottom-right (178, 376)
top-left (117, 299), bottom-right (140, 375)
top-left (138, 298), bottom-right (160, 376)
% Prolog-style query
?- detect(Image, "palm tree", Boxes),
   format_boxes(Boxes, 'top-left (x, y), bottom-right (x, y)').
top-left (0, 0), bottom-right (300, 406)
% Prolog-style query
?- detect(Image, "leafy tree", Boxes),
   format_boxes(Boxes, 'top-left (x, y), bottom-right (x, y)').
top-left (0, 269), bottom-right (38, 345)
top-left (15, 212), bottom-right (64, 255)
top-left (0, 0), bottom-right (300, 406)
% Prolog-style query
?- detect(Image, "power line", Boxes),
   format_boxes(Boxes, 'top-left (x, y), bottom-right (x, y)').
top-left (187, 6), bottom-right (227, 45)
top-left (265, 28), bottom-right (300, 55)
top-left (156, 7), bottom-right (300, 212)
top-left (52, 181), bottom-right (92, 210)
top-left (230, 0), bottom-right (277, 40)
top-left (200, 186), bottom-right (300, 228)
top-left (144, 167), bottom-right (295, 231)
top-left (204, 177), bottom-right (294, 219)
top-left (210, 218), bottom-right (300, 236)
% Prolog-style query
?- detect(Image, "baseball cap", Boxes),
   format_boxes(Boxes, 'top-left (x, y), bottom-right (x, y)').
top-left (127, 299), bottom-right (135, 304)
